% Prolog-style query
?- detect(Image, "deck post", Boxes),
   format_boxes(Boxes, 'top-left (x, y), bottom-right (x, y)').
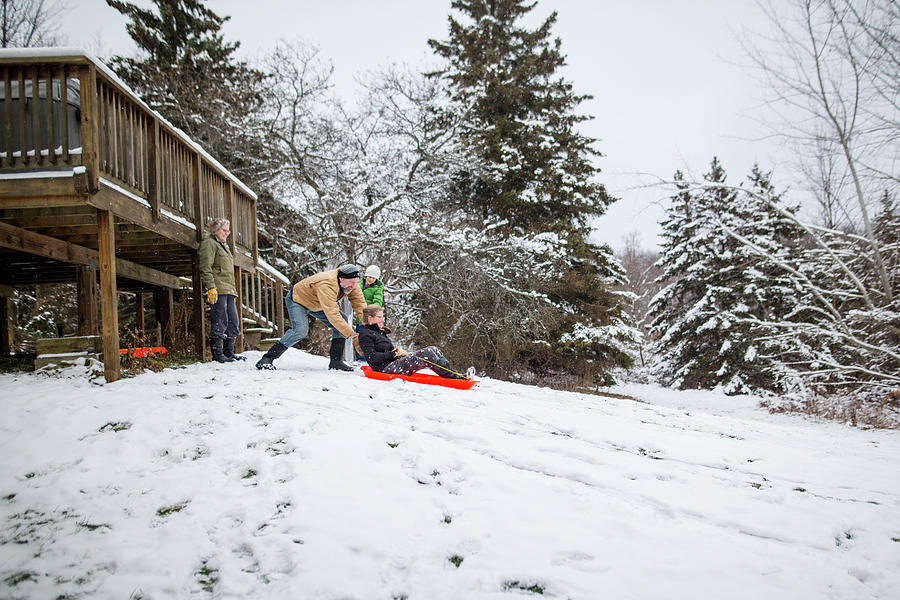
top-left (192, 152), bottom-right (204, 241)
top-left (76, 266), bottom-right (99, 336)
top-left (135, 292), bottom-right (145, 335)
top-left (148, 120), bottom-right (160, 222)
top-left (191, 251), bottom-right (207, 360)
top-left (97, 208), bottom-right (120, 382)
top-left (0, 286), bottom-right (10, 356)
top-left (224, 181), bottom-right (234, 251)
top-left (78, 65), bottom-right (100, 193)
top-left (154, 287), bottom-right (173, 348)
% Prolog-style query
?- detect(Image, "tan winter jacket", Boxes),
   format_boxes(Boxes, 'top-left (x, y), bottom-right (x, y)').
top-left (198, 236), bottom-right (237, 296)
top-left (291, 269), bottom-right (366, 338)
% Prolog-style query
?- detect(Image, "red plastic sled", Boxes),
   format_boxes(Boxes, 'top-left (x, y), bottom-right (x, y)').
top-left (360, 365), bottom-right (478, 390)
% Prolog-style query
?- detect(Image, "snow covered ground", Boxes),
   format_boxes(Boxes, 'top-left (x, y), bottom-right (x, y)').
top-left (1, 349), bottom-right (898, 599)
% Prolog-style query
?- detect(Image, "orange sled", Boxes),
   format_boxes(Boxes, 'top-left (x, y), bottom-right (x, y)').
top-left (360, 365), bottom-right (478, 390)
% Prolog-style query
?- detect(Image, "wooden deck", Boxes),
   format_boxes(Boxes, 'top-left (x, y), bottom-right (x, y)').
top-left (0, 49), bottom-right (286, 381)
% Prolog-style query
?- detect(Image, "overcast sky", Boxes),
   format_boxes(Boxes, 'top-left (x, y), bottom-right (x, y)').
top-left (61, 0), bottom-right (785, 251)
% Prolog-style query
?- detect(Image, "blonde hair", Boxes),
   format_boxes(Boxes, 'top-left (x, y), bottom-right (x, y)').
top-left (207, 217), bottom-right (230, 236)
top-left (362, 304), bottom-right (384, 322)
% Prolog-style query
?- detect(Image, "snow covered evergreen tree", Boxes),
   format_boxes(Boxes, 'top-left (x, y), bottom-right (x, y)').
top-left (427, 0), bottom-right (611, 233)
top-left (105, 0), bottom-right (267, 184)
top-left (650, 160), bottom-right (805, 394)
top-left (426, 0), bottom-right (636, 384)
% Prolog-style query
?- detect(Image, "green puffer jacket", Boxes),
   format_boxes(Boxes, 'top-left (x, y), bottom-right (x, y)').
top-left (360, 279), bottom-right (384, 306)
top-left (354, 278), bottom-right (385, 325)
top-left (198, 236), bottom-right (237, 296)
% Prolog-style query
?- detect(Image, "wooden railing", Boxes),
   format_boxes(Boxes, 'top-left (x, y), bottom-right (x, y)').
top-left (0, 62), bottom-right (82, 169)
top-left (0, 51), bottom-right (257, 257)
top-left (0, 50), bottom-right (278, 334)
top-left (241, 264), bottom-right (285, 336)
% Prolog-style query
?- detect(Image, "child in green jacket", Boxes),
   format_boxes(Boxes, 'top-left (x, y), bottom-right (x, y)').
top-left (355, 265), bottom-right (384, 359)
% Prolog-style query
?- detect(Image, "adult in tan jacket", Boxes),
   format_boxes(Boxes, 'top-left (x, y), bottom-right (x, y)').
top-left (255, 264), bottom-right (366, 371)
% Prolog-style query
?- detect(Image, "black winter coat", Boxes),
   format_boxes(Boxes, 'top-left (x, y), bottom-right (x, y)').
top-left (358, 324), bottom-right (397, 371)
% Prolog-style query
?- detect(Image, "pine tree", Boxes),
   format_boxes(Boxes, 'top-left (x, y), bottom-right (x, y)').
top-left (428, 0), bottom-right (613, 233)
top-left (105, 0), bottom-right (266, 182)
top-left (426, 0), bottom-right (637, 384)
top-left (649, 159), bottom-right (807, 394)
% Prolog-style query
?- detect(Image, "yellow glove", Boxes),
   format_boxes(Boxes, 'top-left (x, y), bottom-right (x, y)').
top-left (206, 287), bottom-right (218, 304)
top-left (394, 348), bottom-right (409, 358)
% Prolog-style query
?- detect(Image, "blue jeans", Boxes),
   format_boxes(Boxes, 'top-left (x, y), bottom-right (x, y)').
top-left (210, 294), bottom-right (240, 339)
top-left (277, 291), bottom-right (348, 348)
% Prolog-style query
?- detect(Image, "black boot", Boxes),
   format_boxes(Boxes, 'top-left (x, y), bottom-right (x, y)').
top-left (256, 341), bottom-right (288, 370)
top-left (211, 337), bottom-right (234, 363)
top-left (224, 338), bottom-right (247, 361)
top-left (328, 338), bottom-right (354, 371)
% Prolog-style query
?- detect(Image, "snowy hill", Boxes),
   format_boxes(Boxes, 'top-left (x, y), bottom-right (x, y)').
top-left (1, 349), bottom-right (899, 599)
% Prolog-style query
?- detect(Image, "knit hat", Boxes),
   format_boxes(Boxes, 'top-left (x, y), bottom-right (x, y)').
top-left (364, 265), bottom-right (381, 279)
top-left (337, 264), bottom-right (360, 279)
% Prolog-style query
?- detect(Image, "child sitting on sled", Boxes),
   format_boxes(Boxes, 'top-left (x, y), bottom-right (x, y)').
top-left (355, 305), bottom-right (468, 379)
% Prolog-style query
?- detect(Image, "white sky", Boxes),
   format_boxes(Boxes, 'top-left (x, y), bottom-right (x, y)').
top-left (2, 351), bottom-right (898, 597)
top-left (61, 0), bottom-right (787, 251)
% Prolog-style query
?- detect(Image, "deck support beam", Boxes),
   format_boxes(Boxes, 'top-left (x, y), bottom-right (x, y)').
top-left (0, 286), bottom-right (10, 357)
top-left (76, 266), bottom-right (99, 336)
top-left (191, 251), bottom-right (206, 361)
top-left (154, 287), bottom-right (173, 348)
top-left (97, 208), bottom-right (119, 382)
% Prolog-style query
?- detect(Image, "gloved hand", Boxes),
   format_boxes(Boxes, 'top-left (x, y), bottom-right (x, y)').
top-left (351, 334), bottom-right (363, 357)
top-left (206, 287), bottom-right (218, 304)
top-left (394, 348), bottom-right (409, 358)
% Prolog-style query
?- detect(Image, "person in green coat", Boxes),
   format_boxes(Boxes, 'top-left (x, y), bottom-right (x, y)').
top-left (198, 217), bottom-right (243, 363)
top-left (354, 265), bottom-right (384, 360)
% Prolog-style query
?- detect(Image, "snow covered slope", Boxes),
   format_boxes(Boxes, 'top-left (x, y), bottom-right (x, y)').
top-left (1, 349), bottom-right (898, 599)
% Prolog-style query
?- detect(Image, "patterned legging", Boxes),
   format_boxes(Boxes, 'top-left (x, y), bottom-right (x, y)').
top-left (381, 346), bottom-right (465, 379)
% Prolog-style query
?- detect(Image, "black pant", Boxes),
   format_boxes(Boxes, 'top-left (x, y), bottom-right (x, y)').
top-left (210, 294), bottom-right (240, 339)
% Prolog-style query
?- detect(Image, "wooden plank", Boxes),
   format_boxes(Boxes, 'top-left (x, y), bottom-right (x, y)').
top-left (0, 55), bottom-right (91, 66)
top-left (0, 219), bottom-right (96, 264)
top-left (78, 65), bottom-right (99, 193)
top-left (154, 286), bottom-right (173, 348)
top-left (2, 67), bottom-right (9, 168)
top-left (113, 256), bottom-right (184, 289)
top-left (0, 220), bottom-right (184, 289)
top-left (35, 335), bottom-right (101, 355)
top-left (46, 68), bottom-right (56, 166)
top-left (191, 251), bottom-right (206, 360)
top-left (77, 265), bottom-right (99, 336)
top-left (147, 119), bottom-right (159, 222)
top-left (192, 151), bottom-right (203, 241)
top-left (91, 186), bottom-right (198, 249)
top-left (251, 197), bottom-right (258, 266)
top-left (135, 291), bottom-right (145, 333)
top-left (31, 68), bottom-right (40, 166)
top-left (0, 175), bottom-right (84, 198)
top-left (17, 69), bottom-right (25, 167)
top-left (0, 290), bottom-right (9, 356)
top-left (97, 208), bottom-right (119, 381)
top-left (60, 65), bottom-right (69, 164)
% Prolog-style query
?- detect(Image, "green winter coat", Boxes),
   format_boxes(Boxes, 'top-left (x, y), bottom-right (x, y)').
top-left (360, 279), bottom-right (384, 307)
top-left (354, 278), bottom-right (384, 325)
top-left (198, 236), bottom-right (237, 296)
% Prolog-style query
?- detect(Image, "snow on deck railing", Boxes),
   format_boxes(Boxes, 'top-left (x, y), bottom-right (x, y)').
top-left (256, 255), bottom-right (291, 285)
